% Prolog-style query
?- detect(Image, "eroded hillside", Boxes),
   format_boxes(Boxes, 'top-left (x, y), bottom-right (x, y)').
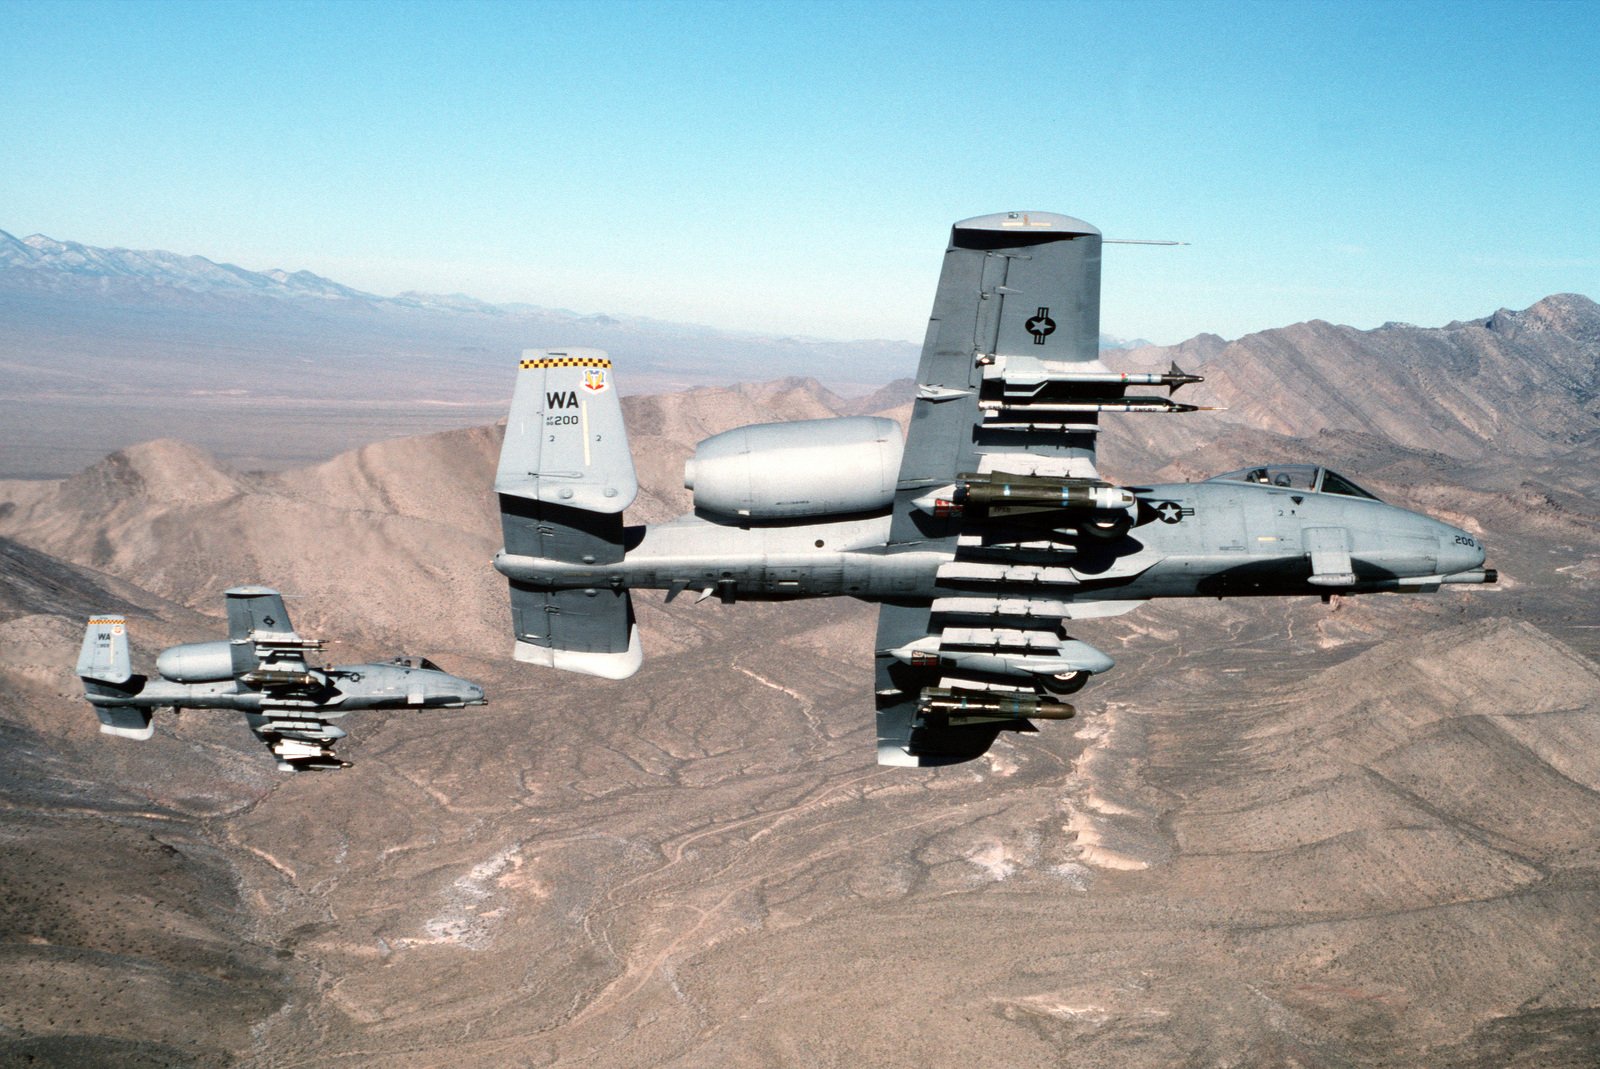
top-left (0, 300), bottom-right (1597, 1066)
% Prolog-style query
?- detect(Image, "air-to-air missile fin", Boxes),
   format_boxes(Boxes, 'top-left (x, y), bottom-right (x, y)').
top-left (495, 349), bottom-right (643, 679)
top-left (1166, 361), bottom-right (1202, 394)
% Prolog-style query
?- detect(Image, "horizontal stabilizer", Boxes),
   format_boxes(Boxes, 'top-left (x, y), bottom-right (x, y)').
top-left (499, 496), bottom-right (626, 564)
top-left (509, 583), bottom-right (643, 680)
top-left (94, 705), bottom-right (154, 741)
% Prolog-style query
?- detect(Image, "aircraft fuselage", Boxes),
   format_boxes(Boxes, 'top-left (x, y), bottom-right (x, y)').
top-left (83, 663), bottom-right (485, 714)
top-left (493, 479), bottom-right (1490, 605)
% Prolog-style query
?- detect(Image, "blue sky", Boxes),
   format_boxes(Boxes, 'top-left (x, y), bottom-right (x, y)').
top-left (2, 0), bottom-right (1595, 344)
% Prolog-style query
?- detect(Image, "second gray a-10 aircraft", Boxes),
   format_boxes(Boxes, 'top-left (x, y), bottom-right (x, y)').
top-left (78, 586), bottom-right (485, 770)
top-left (492, 211), bottom-right (1495, 767)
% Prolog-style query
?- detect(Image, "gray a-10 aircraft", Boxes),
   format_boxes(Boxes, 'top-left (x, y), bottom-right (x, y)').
top-left (76, 586), bottom-right (485, 770)
top-left (492, 211), bottom-right (1495, 767)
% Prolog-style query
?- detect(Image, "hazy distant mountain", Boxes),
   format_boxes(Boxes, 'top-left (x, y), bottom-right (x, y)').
top-left (0, 226), bottom-right (1155, 333)
top-left (1053, 293), bottom-right (1600, 491)
top-left (0, 229), bottom-right (376, 301)
top-left (1098, 332), bottom-right (1154, 350)
top-left (0, 227), bottom-right (1163, 399)
top-left (0, 227), bottom-right (921, 396)
top-left (844, 294), bottom-right (1600, 478)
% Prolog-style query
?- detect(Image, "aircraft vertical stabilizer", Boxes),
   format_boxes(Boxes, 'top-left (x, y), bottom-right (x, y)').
top-left (495, 349), bottom-right (642, 679)
top-left (77, 616), bottom-right (154, 740)
top-left (77, 616), bottom-right (133, 685)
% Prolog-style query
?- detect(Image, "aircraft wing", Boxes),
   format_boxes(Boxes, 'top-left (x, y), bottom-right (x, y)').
top-left (888, 210), bottom-right (1106, 530)
top-left (223, 588), bottom-right (352, 768)
top-left (224, 586), bottom-right (324, 683)
top-left (875, 212), bottom-right (1111, 766)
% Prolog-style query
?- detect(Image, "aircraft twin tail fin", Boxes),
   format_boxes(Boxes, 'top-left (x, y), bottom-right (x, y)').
top-left (495, 349), bottom-right (643, 679)
top-left (76, 616), bottom-right (153, 740)
top-left (77, 616), bottom-right (133, 686)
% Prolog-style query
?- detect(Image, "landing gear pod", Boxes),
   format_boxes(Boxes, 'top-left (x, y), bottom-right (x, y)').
top-left (1077, 512), bottom-right (1133, 541)
top-left (1037, 671), bottom-right (1090, 697)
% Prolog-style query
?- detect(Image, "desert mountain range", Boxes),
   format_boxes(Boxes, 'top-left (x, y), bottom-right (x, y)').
top-left (0, 245), bottom-right (1597, 1064)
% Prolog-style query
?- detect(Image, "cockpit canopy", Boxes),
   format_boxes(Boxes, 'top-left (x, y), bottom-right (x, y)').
top-left (389, 656), bottom-right (443, 671)
top-left (1207, 464), bottom-right (1382, 501)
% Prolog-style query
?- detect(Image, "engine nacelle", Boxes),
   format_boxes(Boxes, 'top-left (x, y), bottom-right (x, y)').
top-left (684, 416), bottom-right (903, 520)
top-left (156, 640), bottom-right (235, 683)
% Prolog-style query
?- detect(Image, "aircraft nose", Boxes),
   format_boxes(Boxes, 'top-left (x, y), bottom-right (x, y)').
top-left (1437, 523), bottom-right (1486, 575)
